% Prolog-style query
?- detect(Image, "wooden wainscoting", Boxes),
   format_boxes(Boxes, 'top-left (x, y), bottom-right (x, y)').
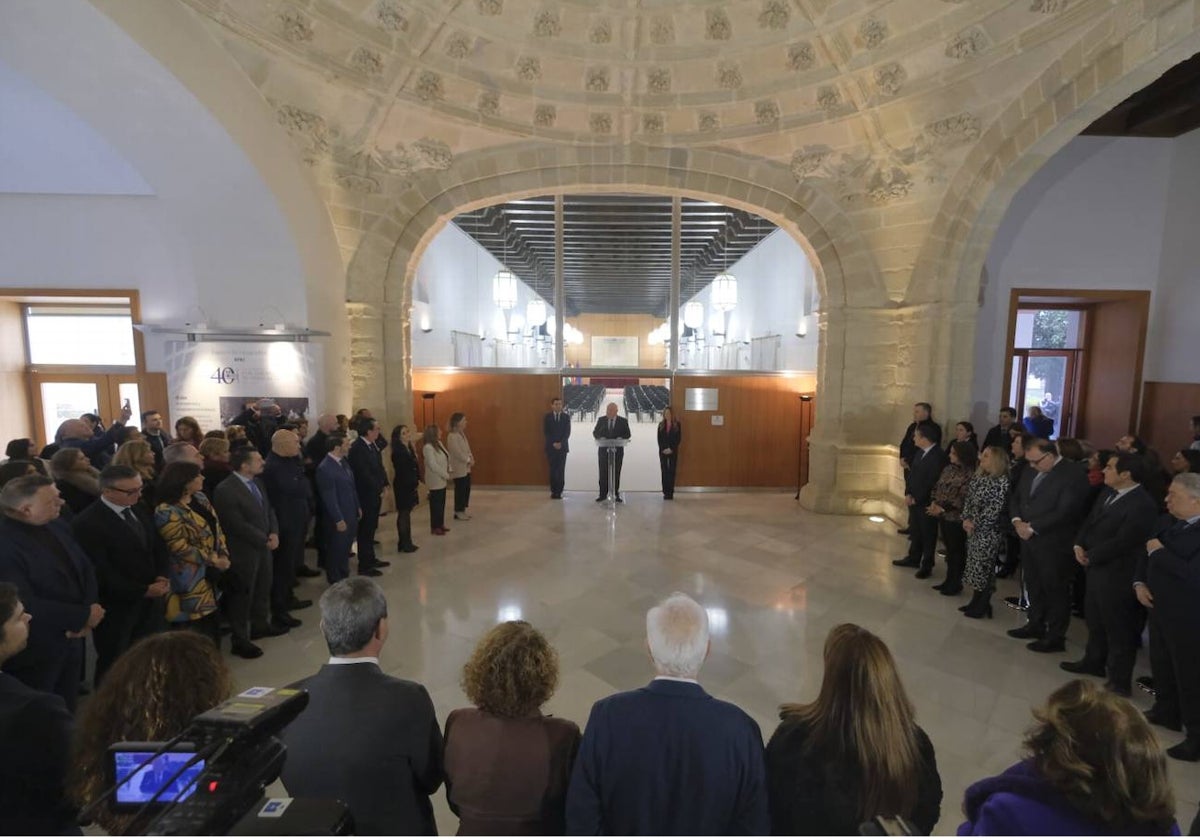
top-left (411, 371), bottom-right (562, 486)
top-left (1139, 381), bottom-right (1200, 455)
top-left (674, 375), bottom-right (815, 488)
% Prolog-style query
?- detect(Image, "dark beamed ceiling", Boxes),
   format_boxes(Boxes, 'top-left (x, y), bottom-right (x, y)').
top-left (453, 195), bottom-right (776, 317)
top-left (1083, 51), bottom-right (1200, 138)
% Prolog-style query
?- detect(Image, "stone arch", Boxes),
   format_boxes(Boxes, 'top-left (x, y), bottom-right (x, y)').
top-left (907, 4), bottom-right (1200, 418)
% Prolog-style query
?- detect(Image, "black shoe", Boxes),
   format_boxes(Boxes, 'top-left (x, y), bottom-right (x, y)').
top-left (375, 560), bottom-right (391, 568)
top-left (892, 558), bottom-right (920, 568)
top-left (1007, 625), bottom-right (1042, 640)
top-left (1104, 681), bottom-right (1132, 697)
top-left (401, 544), bottom-right (419, 553)
top-left (551, 494), bottom-right (561, 499)
top-left (1145, 707), bottom-right (1183, 731)
top-left (274, 613), bottom-right (302, 629)
top-left (963, 602), bottom-right (994, 620)
top-left (296, 566), bottom-right (321, 578)
top-left (288, 597), bottom-right (313, 611)
top-left (359, 568), bottom-right (383, 577)
top-left (1060, 660), bottom-right (1105, 677)
top-left (595, 497), bottom-right (605, 502)
top-left (932, 580), bottom-right (948, 591)
top-left (616, 494), bottom-right (625, 503)
top-left (914, 568), bottom-right (932, 580)
top-left (231, 639), bottom-right (264, 659)
top-left (1027, 638), bottom-right (1066, 653)
top-left (897, 527), bottom-right (911, 535)
top-left (1166, 738), bottom-right (1200, 762)
top-left (939, 585), bottom-right (963, 596)
top-left (1137, 676), bottom-right (1157, 697)
top-left (250, 624), bottom-right (289, 640)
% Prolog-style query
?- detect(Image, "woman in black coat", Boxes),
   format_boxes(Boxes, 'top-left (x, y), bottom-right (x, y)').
top-left (390, 424), bottom-right (420, 553)
top-left (656, 407), bottom-right (682, 500)
top-left (766, 624), bottom-right (942, 835)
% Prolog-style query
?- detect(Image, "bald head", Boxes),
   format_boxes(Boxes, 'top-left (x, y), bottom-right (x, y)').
top-left (271, 429), bottom-right (300, 457)
top-left (56, 419), bottom-right (91, 442)
top-left (317, 414), bottom-right (338, 434)
top-left (606, 403), bottom-right (618, 420)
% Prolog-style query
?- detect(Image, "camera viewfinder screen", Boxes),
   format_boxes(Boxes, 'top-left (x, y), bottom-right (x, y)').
top-left (113, 752), bottom-right (204, 804)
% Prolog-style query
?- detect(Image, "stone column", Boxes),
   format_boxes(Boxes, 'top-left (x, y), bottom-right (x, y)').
top-left (347, 301), bottom-right (385, 416)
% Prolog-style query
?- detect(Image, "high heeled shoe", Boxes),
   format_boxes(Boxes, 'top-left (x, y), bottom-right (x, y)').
top-left (963, 590), bottom-right (993, 619)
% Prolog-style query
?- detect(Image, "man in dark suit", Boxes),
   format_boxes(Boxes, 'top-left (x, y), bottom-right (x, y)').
top-left (305, 414), bottom-right (338, 575)
top-left (141, 409), bottom-right (169, 472)
top-left (0, 475), bottom-right (103, 711)
top-left (348, 418), bottom-right (389, 577)
top-left (281, 578), bottom-right (443, 834)
top-left (71, 464), bottom-right (169, 683)
top-left (592, 402), bottom-right (632, 503)
top-left (565, 592), bottom-right (768, 834)
top-left (981, 406), bottom-right (1019, 452)
top-left (0, 582), bottom-right (77, 835)
top-left (892, 422), bottom-right (948, 579)
top-left (316, 435), bottom-right (359, 585)
top-left (1135, 472), bottom-right (1200, 761)
top-left (1061, 453), bottom-right (1158, 695)
top-left (262, 429), bottom-right (313, 628)
top-left (1007, 439), bottom-right (1091, 653)
top-left (896, 402), bottom-right (940, 535)
top-left (213, 448), bottom-right (282, 658)
top-left (543, 396), bottom-right (571, 499)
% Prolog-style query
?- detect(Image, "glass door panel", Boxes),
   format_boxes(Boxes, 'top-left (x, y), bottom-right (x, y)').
top-left (38, 381), bottom-right (101, 445)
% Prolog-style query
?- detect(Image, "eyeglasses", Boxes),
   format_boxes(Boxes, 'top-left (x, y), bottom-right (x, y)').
top-left (1028, 453), bottom-right (1052, 465)
top-left (110, 486), bottom-right (144, 496)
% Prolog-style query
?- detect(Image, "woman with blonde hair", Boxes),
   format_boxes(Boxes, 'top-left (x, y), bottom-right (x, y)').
top-left (959, 680), bottom-right (1177, 834)
top-left (443, 621), bottom-right (581, 834)
top-left (113, 439), bottom-right (158, 510)
top-left (766, 623), bottom-right (942, 835)
top-left (447, 412), bottom-right (475, 521)
top-left (959, 445), bottom-right (1011, 618)
top-left (422, 424), bottom-right (450, 535)
top-left (69, 632), bottom-right (233, 835)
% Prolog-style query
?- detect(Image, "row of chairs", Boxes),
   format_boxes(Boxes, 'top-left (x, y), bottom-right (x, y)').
top-left (623, 385), bottom-right (671, 422)
top-left (563, 384), bottom-right (605, 421)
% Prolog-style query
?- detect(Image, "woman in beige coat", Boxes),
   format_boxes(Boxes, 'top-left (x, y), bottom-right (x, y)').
top-left (422, 425), bottom-right (451, 535)
top-left (447, 412), bottom-right (475, 521)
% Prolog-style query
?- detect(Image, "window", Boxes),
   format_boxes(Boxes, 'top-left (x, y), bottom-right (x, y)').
top-left (25, 305), bottom-right (136, 367)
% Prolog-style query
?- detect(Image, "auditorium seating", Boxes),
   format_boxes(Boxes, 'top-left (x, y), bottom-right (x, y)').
top-left (622, 385), bottom-right (671, 422)
top-left (563, 384), bottom-right (605, 421)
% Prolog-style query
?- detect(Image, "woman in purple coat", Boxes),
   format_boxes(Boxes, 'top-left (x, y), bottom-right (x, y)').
top-left (959, 680), bottom-right (1179, 836)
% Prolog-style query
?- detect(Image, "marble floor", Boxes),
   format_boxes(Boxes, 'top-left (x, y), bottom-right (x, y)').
top-left (235, 490), bottom-right (1200, 834)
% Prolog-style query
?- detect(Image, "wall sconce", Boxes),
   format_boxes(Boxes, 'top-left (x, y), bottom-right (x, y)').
top-left (796, 316), bottom-right (808, 338)
top-left (418, 310), bottom-right (433, 333)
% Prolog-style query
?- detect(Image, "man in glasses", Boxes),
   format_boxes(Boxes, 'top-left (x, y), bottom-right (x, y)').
top-left (1007, 439), bottom-right (1090, 653)
top-left (71, 464), bottom-right (169, 683)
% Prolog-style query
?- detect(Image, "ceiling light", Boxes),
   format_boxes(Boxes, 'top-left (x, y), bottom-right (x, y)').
top-left (492, 269), bottom-right (518, 311)
top-left (683, 301), bottom-right (705, 329)
top-left (526, 298), bottom-right (547, 327)
top-left (712, 272), bottom-right (738, 312)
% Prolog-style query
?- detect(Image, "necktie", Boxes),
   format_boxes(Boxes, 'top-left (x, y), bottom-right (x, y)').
top-left (1031, 471), bottom-right (1047, 494)
top-left (609, 418), bottom-right (614, 433)
top-left (247, 479), bottom-right (264, 507)
top-left (122, 507), bottom-right (146, 545)
top-left (1104, 492), bottom-right (1117, 508)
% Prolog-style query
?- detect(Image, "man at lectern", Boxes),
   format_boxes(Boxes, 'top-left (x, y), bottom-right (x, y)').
top-left (593, 403), bottom-right (632, 503)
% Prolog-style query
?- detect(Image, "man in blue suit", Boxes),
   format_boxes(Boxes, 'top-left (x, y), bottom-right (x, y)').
top-left (566, 592), bottom-right (769, 835)
top-left (315, 435), bottom-right (359, 585)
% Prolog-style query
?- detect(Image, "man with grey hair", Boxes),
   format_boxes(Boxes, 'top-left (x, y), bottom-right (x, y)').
top-left (280, 578), bottom-right (443, 833)
top-left (1135, 472), bottom-right (1200, 761)
top-left (566, 592), bottom-right (768, 834)
top-left (163, 442), bottom-right (203, 467)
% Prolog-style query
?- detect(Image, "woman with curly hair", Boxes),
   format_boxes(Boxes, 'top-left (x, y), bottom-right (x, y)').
top-left (443, 620), bottom-right (581, 834)
top-left (959, 680), bottom-right (1178, 835)
top-left (172, 416), bottom-right (205, 450)
top-left (68, 632), bottom-right (232, 835)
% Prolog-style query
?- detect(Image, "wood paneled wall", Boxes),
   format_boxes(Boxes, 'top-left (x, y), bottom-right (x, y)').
top-left (674, 375), bottom-right (814, 488)
top-left (411, 371), bottom-right (562, 485)
top-left (1139, 381), bottom-right (1200, 456)
top-left (564, 313), bottom-right (667, 368)
top-left (1078, 296), bottom-right (1149, 446)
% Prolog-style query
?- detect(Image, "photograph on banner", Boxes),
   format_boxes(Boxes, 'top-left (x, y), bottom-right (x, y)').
top-left (219, 397), bottom-right (310, 427)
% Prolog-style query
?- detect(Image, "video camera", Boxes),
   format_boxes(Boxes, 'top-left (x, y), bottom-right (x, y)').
top-left (85, 686), bottom-right (351, 835)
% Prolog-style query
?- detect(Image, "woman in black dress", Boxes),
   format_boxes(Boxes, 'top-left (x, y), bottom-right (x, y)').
top-left (390, 424), bottom-right (420, 553)
top-left (657, 406), bottom-right (682, 500)
top-left (766, 624), bottom-right (942, 835)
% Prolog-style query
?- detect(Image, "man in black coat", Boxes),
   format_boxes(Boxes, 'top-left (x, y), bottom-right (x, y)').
top-left (1135, 472), bottom-right (1200, 761)
top-left (593, 402), bottom-right (632, 502)
top-left (0, 475), bottom-right (103, 711)
top-left (981, 407), bottom-right (1019, 451)
top-left (543, 396), bottom-right (571, 499)
top-left (0, 582), bottom-right (77, 835)
top-left (305, 414), bottom-right (338, 575)
top-left (896, 402), bottom-right (941, 535)
top-left (1007, 439), bottom-right (1091, 653)
top-left (348, 418), bottom-right (389, 577)
top-left (893, 422), bottom-right (948, 579)
top-left (281, 578), bottom-right (443, 834)
top-left (1061, 453), bottom-right (1158, 695)
top-left (262, 429), bottom-right (314, 628)
top-left (71, 465), bottom-right (169, 683)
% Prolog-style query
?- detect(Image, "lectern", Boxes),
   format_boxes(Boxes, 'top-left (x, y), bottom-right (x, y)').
top-left (594, 438), bottom-right (630, 505)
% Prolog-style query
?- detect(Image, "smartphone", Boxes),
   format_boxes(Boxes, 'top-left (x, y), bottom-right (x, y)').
top-left (109, 742), bottom-right (204, 811)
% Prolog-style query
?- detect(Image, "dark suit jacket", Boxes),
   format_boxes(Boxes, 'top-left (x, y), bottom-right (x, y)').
top-left (0, 517), bottom-right (98, 671)
top-left (262, 453), bottom-right (313, 534)
top-left (765, 717), bottom-right (941, 836)
top-left (1009, 459), bottom-right (1091, 553)
top-left (316, 456), bottom-right (359, 526)
top-left (391, 444), bottom-right (420, 511)
top-left (592, 416), bottom-right (632, 442)
top-left (544, 411), bottom-right (572, 454)
top-left (565, 679), bottom-right (769, 835)
top-left (906, 445), bottom-right (948, 505)
top-left (1138, 517), bottom-right (1200, 621)
top-left (348, 438), bottom-right (388, 502)
top-left (1074, 485), bottom-right (1158, 574)
top-left (212, 474), bottom-right (278, 568)
top-left (657, 422), bottom-right (682, 453)
top-left (0, 673), bottom-right (76, 835)
top-left (71, 499), bottom-right (168, 607)
top-left (444, 707), bottom-right (581, 835)
top-left (981, 424), bottom-right (1015, 452)
top-left (281, 663), bottom-right (443, 835)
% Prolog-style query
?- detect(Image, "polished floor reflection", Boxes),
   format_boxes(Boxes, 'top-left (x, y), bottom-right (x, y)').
top-left (234, 491), bottom-right (1200, 834)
